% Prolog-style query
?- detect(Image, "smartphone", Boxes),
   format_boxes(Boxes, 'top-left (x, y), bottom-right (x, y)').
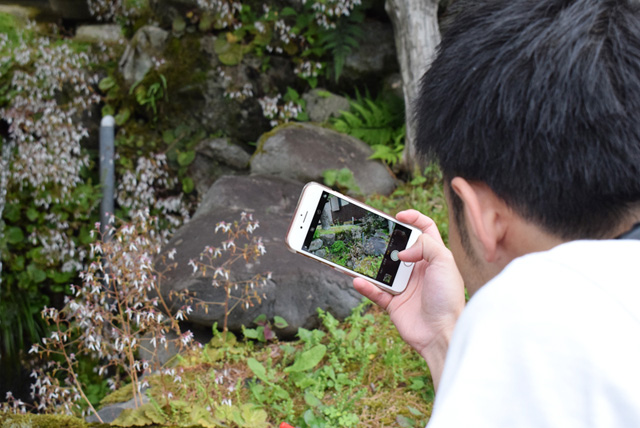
top-left (285, 182), bottom-right (421, 294)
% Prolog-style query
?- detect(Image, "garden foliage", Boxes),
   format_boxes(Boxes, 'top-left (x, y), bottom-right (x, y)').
top-left (0, 0), bottom-right (448, 423)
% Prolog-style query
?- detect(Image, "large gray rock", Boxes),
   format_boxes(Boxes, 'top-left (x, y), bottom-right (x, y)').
top-left (251, 123), bottom-right (396, 196)
top-left (158, 174), bottom-right (363, 338)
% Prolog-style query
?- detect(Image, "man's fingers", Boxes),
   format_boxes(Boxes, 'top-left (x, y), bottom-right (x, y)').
top-left (399, 232), bottom-right (446, 264)
top-left (396, 209), bottom-right (444, 245)
top-left (353, 278), bottom-right (393, 310)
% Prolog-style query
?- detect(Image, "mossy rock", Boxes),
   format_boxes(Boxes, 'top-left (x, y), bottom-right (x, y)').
top-left (100, 383), bottom-right (134, 407)
top-left (0, 413), bottom-right (88, 428)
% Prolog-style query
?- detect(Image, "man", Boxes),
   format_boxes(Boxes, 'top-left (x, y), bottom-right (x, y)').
top-left (354, 0), bottom-right (640, 426)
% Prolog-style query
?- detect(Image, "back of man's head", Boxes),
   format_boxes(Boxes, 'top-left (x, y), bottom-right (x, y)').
top-left (416, 0), bottom-right (640, 239)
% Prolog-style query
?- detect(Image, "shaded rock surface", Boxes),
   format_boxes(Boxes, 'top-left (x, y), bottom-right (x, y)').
top-left (75, 24), bottom-right (125, 44)
top-left (343, 20), bottom-right (398, 78)
top-left (158, 174), bottom-right (362, 338)
top-left (302, 89), bottom-right (350, 123)
top-left (189, 138), bottom-right (252, 195)
top-left (119, 26), bottom-right (169, 85)
top-left (86, 395), bottom-right (149, 424)
top-left (251, 123), bottom-right (396, 196)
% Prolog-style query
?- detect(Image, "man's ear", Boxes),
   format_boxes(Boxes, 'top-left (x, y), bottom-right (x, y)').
top-left (450, 177), bottom-right (508, 263)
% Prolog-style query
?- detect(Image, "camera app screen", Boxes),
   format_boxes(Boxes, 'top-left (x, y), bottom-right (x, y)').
top-left (302, 192), bottom-right (411, 285)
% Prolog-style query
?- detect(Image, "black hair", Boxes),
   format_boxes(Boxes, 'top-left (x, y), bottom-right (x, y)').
top-left (416, 0), bottom-right (640, 239)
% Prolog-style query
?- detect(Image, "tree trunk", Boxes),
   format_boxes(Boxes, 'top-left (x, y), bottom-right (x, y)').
top-left (385, 0), bottom-right (441, 172)
top-left (320, 202), bottom-right (332, 230)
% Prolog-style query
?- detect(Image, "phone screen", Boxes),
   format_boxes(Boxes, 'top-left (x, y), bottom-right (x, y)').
top-left (301, 191), bottom-right (412, 285)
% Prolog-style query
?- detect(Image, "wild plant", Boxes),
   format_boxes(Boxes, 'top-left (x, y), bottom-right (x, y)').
top-left (332, 90), bottom-right (406, 166)
top-left (0, 20), bottom-right (101, 364)
top-left (183, 212), bottom-right (272, 333)
top-left (24, 211), bottom-right (197, 422)
top-left (87, 0), bottom-right (148, 23)
top-left (258, 87), bottom-right (308, 128)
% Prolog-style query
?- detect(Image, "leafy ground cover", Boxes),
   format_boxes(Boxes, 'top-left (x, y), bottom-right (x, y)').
top-left (97, 303), bottom-right (434, 428)
top-left (1, 301), bottom-right (435, 428)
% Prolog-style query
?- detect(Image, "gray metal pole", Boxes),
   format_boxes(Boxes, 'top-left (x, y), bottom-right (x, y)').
top-left (100, 115), bottom-right (115, 240)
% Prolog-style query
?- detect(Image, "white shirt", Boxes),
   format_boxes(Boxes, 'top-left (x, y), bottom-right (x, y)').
top-left (428, 240), bottom-right (640, 427)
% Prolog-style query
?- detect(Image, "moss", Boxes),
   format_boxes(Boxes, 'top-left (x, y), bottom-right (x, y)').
top-left (0, 413), bottom-right (88, 428)
top-left (0, 11), bottom-right (27, 45)
top-left (99, 383), bottom-right (133, 407)
top-left (251, 122), bottom-right (307, 158)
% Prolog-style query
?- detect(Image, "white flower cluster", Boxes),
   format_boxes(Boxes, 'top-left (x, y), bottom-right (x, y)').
top-left (258, 94), bottom-right (304, 127)
top-left (0, 391), bottom-right (26, 415)
top-left (87, 0), bottom-right (139, 22)
top-left (28, 212), bottom-right (199, 417)
top-left (0, 31), bottom-right (100, 270)
top-left (29, 367), bottom-right (83, 415)
top-left (218, 68), bottom-right (254, 100)
top-left (116, 153), bottom-right (190, 230)
top-left (302, 0), bottom-right (362, 29)
top-left (197, 0), bottom-right (243, 28)
top-left (274, 19), bottom-right (296, 46)
top-left (294, 60), bottom-right (324, 79)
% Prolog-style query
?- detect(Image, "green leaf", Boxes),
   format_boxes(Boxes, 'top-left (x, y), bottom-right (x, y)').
top-left (396, 415), bottom-right (416, 428)
top-left (101, 104), bottom-right (115, 117)
top-left (304, 390), bottom-right (322, 408)
top-left (323, 169), bottom-right (338, 187)
top-left (10, 255), bottom-right (24, 270)
top-left (410, 175), bottom-right (427, 186)
top-left (285, 86), bottom-right (300, 101)
top-left (190, 404), bottom-right (217, 427)
top-left (115, 107), bottom-right (130, 126)
top-left (253, 313), bottom-right (267, 324)
top-left (50, 270), bottom-right (73, 284)
top-left (177, 150), bottom-right (196, 166)
top-left (284, 344), bottom-right (326, 373)
top-left (240, 404), bottom-right (268, 427)
top-left (243, 327), bottom-right (260, 340)
top-left (182, 177), bottom-right (194, 194)
top-left (199, 13), bottom-right (214, 32)
top-left (273, 316), bottom-right (289, 329)
top-left (6, 226), bottom-right (24, 244)
top-left (3, 203), bottom-right (20, 222)
top-left (25, 207), bottom-right (39, 222)
top-left (247, 357), bottom-right (271, 383)
top-left (162, 129), bottom-right (175, 144)
top-left (113, 407), bottom-right (154, 427)
top-left (281, 7), bottom-right (297, 16)
top-left (27, 264), bottom-right (46, 283)
top-left (98, 76), bottom-right (117, 92)
top-left (172, 16), bottom-right (186, 33)
top-left (407, 406), bottom-right (423, 416)
top-left (214, 37), bottom-right (244, 66)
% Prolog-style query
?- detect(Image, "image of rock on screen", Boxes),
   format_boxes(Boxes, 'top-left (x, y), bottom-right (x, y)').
top-left (302, 192), bottom-right (412, 285)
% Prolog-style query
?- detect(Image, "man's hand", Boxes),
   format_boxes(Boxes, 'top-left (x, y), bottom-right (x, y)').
top-left (353, 209), bottom-right (465, 390)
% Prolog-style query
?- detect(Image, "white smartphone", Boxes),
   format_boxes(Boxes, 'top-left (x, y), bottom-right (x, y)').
top-left (285, 182), bottom-right (421, 295)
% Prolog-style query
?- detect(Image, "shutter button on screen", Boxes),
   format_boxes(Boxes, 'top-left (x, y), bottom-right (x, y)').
top-left (390, 250), bottom-right (400, 262)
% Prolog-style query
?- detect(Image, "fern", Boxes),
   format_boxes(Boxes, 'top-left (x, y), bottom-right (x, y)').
top-left (318, 10), bottom-right (364, 81)
top-left (332, 91), bottom-right (405, 165)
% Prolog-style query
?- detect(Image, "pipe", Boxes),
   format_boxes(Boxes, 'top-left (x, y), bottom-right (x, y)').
top-left (100, 115), bottom-right (115, 240)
